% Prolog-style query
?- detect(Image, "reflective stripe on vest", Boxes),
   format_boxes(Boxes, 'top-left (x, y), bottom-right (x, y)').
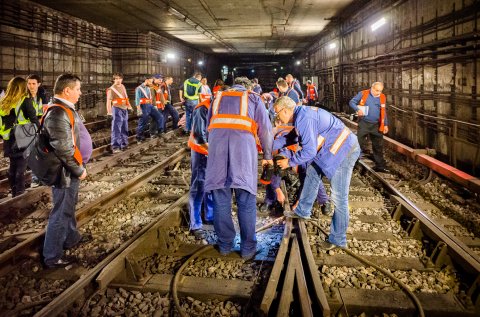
top-left (110, 85), bottom-right (129, 106)
top-left (360, 89), bottom-right (387, 132)
top-left (0, 115), bottom-right (10, 140)
top-left (329, 127), bottom-right (350, 155)
top-left (184, 79), bottom-right (201, 100)
top-left (187, 102), bottom-right (210, 155)
top-left (208, 91), bottom-right (257, 135)
top-left (307, 84), bottom-right (316, 100)
top-left (32, 96), bottom-right (43, 116)
top-left (15, 96), bottom-right (29, 125)
top-left (138, 86), bottom-right (151, 104)
top-left (42, 104), bottom-right (83, 166)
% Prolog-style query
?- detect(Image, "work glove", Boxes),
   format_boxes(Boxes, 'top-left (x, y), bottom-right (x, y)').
top-left (136, 108), bottom-right (142, 116)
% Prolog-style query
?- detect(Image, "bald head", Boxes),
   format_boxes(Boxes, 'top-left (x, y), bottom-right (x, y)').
top-left (285, 74), bottom-right (294, 83)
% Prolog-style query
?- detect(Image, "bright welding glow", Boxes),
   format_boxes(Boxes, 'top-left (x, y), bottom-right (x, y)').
top-left (371, 17), bottom-right (386, 31)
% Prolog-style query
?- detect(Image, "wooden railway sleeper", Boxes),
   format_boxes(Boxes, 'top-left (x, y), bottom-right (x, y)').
top-left (429, 241), bottom-right (453, 269)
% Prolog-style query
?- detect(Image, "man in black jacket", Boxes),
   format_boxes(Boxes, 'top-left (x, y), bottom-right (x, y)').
top-left (42, 74), bottom-right (92, 268)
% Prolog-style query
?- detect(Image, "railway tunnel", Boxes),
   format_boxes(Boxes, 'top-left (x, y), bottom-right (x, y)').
top-left (0, 0), bottom-right (479, 316)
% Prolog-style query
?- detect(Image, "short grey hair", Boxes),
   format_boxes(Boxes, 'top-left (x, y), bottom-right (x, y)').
top-left (371, 81), bottom-right (384, 88)
top-left (234, 76), bottom-right (252, 88)
top-left (274, 96), bottom-right (296, 111)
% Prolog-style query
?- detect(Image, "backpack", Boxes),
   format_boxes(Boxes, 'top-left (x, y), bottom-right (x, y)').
top-left (27, 104), bottom-right (81, 186)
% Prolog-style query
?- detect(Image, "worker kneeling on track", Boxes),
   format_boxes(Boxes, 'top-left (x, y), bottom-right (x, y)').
top-left (205, 77), bottom-right (273, 260)
top-left (274, 96), bottom-right (360, 250)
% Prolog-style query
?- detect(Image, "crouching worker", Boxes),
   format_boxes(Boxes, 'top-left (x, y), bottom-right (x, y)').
top-left (275, 96), bottom-right (360, 250)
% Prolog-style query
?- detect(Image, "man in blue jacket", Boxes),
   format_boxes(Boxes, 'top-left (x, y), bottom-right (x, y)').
top-left (275, 96), bottom-right (360, 250)
top-left (205, 77), bottom-right (273, 260)
top-left (349, 82), bottom-right (389, 172)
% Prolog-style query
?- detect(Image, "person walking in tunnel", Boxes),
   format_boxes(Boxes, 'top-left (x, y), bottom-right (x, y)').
top-left (135, 75), bottom-right (164, 142)
top-left (277, 78), bottom-right (301, 106)
top-left (179, 72), bottom-right (202, 135)
top-left (205, 77), bottom-right (273, 260)
top-left (275, 96), bottom-right (360, 250)
top-left (0, 77), bottom-right (40, 197)
top-left (306, 80), bottom-right (318, 107)
top-left (149, 74), bottom-right (166, 137)
top-left (42, 74), bottom-right (92, 268)
top-left (349, 82), bottom-right (389, 173)
top-left (106, 73), bottom-right (132, 153)
top-left (162, 76), bottom-right (179, 132)
top-left (187, 90), bottom-right (214, 239)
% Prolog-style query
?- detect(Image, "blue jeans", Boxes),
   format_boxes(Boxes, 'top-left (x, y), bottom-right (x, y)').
top-left (298, 166), bottom-right (329, 205)
top-left (211, 188), bottom-right (257, 257)
top-left (184, 99), bottom-right (198, 132)
top-left (189, 150), bottom-right (213, 230)
top-left (43, 177), bottom-right (81, 265)
top-left (163, 103), bottom-right (179, 131)
top-left (294, 144), bottom-right (360, 247)
top-left (136, 104), bottom-right (164, 140)
top-left (111, 107), bottom-right (129, 149)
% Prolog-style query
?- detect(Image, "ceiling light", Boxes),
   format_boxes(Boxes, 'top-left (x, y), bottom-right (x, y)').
top-left (167, 53), bottom-right (176, 59)
top-left (280, 66), bottom-right (284, 70)
top-left (198, 61), bottom-right (203, 65)
top-left (274, 68), bottom-right (277, 71)
top-left (184, 18), bottom-right (197, 27)
top-left (329, 43), bottom-right (336, 49)
top-left (371, 17), bottom-right (386, 31)
top-left (295, 60), bottom-right (301, 65)
top-left (251, 69), bottom-right (255, 73)
top-left (168, 7), bottom-right (185, 20)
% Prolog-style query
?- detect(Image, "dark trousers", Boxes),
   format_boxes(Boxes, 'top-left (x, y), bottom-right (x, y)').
top-left (149, 108), bottom-right (165, 136)
top-left (136, 104), bottom-right (164, 140)
top-left (357, 120), bottom-right (386, 169)
top-left (307, 99), bottom-right (316, 107)
top-left (163, 103), bottom-right (179, 131)
top-left (8, 155), bottom-right (27, 197)
top-left (43, 177), bottom-right (81, 265)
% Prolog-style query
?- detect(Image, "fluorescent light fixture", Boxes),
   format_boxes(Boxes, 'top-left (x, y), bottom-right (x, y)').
top-left (184, 18), bottom-right (197, 27)
top-left (198, 61), bottom-right (203, 65)
top-left (295, 60), bottom-right (301, 65)
top-left (329, 42), bottom-right (336, 49)
top-left (371, 17), bottom-right (386, 31)
top-left (167, 53), bottom-right (176, 59)
top-left (251, 69), bottom-right (255, 73)
top-left (168, 7), bottom-right (185, 20)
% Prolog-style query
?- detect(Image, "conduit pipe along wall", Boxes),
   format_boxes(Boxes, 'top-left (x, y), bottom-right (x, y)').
top-left (301, 0), bottom-right (479, 176)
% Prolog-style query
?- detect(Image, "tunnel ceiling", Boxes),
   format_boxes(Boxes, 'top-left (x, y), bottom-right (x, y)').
top-left (32, 0), bottom-right (353, 55)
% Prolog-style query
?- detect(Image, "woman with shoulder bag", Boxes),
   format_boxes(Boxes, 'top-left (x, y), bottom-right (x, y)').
top-left (0, 77), bottom-right (40, 197)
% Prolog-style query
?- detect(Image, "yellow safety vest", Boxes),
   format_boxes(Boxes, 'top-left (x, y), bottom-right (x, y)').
top-left (0, 96), bottom-right (28, 140)
top-left (183, 79), bottom-right (201, 100)
top-left (32, 96), bottom-right (43, 116)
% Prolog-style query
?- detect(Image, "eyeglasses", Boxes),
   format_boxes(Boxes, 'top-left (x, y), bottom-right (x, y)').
top-left (274, 107), bottom-right (286, 116)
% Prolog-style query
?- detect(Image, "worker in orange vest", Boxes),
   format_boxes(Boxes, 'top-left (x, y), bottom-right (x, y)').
top-left (149, 74), bottom-right (166, 137)
top-left (306, 80), bottom-right (318, 107)
top-left (349, 82), bottom-right (389, 173)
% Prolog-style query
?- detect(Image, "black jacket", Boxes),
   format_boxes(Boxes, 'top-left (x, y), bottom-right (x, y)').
top-left (2, 97), bottom-right (40, 158)
top-left (42, 98), bottom-right (85, 187)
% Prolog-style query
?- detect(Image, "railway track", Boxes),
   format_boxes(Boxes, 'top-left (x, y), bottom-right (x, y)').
top-left (0, 122), bottom-right (479, 315)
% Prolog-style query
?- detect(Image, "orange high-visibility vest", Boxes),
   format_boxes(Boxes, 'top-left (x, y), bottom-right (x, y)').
top-left (307, 84), bottom-right (316, 100)
top-left (359, 89), bottom-right (387, 132)
top-left (109, 85), bottom-right (130, 107)
top-left (212, 85), bottom-right (221, 94)
top-left (41, 104), bottom-right (83, 166)
top-left (188, 94), bottom-right (212, 155)
top-left (208, 90), bottom-right (262, 151)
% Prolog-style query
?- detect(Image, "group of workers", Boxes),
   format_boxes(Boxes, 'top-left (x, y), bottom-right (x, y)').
top-left (185, 72), bottom-right (389, 257)
top-left (0, 69), bottom-right (388, 267)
